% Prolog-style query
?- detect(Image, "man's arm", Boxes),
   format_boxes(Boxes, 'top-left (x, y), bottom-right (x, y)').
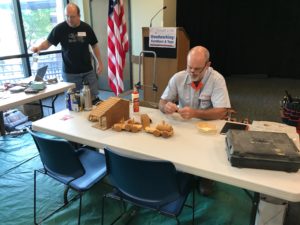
top-left (91, 44), bottom-right (103, 75)
top-left (178, 106), bottom-right (228, 120)
top-left (31, 40), bottom-right (52, 53)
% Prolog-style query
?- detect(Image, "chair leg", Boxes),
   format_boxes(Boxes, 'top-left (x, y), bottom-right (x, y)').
top-left (78, 193), bottom-right (82, 225)
top-left (34, 169), bottom-right (81, 224)
top-left (102, 194), bottom-right (129, 225)
top-left (64, 186), bottom-right (70, 204)
top-left (111, 198), bottom-right (128, 225)
top-left (34, 170), bottom-right (38, 225)
top-left (101, 195), bottom-right (106, 225)
top-left (192, 188), bottom-right (195, 225)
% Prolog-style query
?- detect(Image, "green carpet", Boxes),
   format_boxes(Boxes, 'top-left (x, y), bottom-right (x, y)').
top-left (0, 133), bottom-right (252, 225)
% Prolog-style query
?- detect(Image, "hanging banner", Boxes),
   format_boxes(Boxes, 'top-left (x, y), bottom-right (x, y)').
top-left (149, 27), bottom-right (177, 48)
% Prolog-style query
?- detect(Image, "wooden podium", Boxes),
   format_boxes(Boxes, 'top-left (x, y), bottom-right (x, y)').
top-left (142, 27), bottom-right (190, 104)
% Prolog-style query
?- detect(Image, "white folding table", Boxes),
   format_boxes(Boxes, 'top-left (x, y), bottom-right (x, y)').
top-left (32, 107), bottom-right (300, 225)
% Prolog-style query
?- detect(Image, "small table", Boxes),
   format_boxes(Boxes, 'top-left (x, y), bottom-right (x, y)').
top-left (0, 81), bottom-right (75, 135)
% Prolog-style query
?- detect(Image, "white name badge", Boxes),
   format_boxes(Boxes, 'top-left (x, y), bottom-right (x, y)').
top-left (77, 32), bottom-right (86, 37)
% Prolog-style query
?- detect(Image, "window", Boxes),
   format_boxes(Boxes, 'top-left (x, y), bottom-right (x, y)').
top-left (0, 0), bottom-right (67, 84)
top-left (21, 0), bottom-right (65, 52)
top-left (0, 0), bottom-right (20, 57)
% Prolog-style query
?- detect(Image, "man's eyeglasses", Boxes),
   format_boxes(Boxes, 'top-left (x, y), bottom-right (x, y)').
top-left (65, 15), bottom-right (78, 20)
top-left (187, 62), bottom-right (207, 74)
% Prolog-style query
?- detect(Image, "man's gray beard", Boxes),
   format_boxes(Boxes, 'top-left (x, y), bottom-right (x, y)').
top-left (190, 75), bottom-right (200, 82)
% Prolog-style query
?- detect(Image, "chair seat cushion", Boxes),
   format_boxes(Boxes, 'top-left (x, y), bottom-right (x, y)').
top-left (70, 149), bottom-right (106, 190)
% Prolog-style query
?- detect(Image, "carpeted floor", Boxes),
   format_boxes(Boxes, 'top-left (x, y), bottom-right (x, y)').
top-left (0, 133), bottom-right (253, 225)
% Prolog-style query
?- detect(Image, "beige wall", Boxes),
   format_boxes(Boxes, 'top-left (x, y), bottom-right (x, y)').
top-left (130, 0), bottom-right (176, 55)
top-left (130, 0), bottom-right (163, 86)
top-left (163, 0), bottom-right (176, 27)
top-left (131, 0), bottom-right (164, 56)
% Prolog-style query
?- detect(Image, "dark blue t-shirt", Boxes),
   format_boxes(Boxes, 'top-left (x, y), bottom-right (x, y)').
top-left (47, 21), bottom-right (98, 74)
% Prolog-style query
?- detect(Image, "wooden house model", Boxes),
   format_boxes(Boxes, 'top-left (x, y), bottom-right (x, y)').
top-left (88, 97), bottom-right (130, 130)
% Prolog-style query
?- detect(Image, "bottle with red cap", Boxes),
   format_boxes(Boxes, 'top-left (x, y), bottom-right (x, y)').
top-left (132, 87), bottom-right (139, 113)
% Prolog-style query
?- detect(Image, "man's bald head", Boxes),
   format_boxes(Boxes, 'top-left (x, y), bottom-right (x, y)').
top-left (65, 3), bottom-right (80, 15)
top-left (65, 3), bottom-right (81, 28)
top-left (186, 46), bottom-right (211, 81)
top-left (188, 46), bottom-right (210, 63)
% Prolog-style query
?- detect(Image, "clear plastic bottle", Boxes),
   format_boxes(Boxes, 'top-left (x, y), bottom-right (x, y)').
top-left (81, 81), bottom-right (92, 111)
top-left (32, 53), bottom-right (39, 71)
top-left (132, 87), bottom-right (139, 113)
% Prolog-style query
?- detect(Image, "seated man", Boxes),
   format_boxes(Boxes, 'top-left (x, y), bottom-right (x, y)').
top-left (159, 45), bottom-right (231, 195)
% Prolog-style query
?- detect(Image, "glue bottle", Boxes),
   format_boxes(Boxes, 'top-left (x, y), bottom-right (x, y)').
top-left (132, 87), bottom-right (139, 113)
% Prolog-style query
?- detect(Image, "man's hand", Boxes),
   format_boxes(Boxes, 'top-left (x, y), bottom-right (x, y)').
top-left (96, 62), bottom-right (103, 75)
top-left (178, 106), bottom-right (195, 119)
top-left (164, 102), bottom-right (178, 114)
top-left (31, 46), bottom-right (39, 53)
top-left (30, 40), bottom-right (51, 53)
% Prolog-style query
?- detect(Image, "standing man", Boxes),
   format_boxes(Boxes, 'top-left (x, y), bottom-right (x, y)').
top-left (159, 46), bottom-right (231, 195)
top-left (32, 3), bottom-right (103, 103)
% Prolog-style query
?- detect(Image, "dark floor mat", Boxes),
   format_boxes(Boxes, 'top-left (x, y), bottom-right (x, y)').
top-left (0, 132), bottom-right (39, 177)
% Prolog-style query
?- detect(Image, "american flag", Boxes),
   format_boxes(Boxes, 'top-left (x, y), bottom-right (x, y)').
top-left (108, 0), bottom-right (129, 96)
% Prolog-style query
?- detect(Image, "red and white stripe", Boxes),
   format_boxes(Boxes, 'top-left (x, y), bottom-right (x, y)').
top-left (107, 0), bottom-right (129, 96)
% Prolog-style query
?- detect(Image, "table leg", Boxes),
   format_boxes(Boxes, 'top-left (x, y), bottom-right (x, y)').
top-left (250, 192), bottom-right (260, 225)
top-left (244, 190), bottom-right (260, 225)
top-left (50, 94), bottom-right (58, 114)
top-left (39, 100), bottom-right (44, 118)
top-left (0, 111), bottom-right (6, 136)
top-left (38, 94), bottom-right (59, 117)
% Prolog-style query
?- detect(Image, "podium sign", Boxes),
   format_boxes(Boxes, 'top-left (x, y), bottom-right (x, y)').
top-left (149, 27), bottom-right (177, 48)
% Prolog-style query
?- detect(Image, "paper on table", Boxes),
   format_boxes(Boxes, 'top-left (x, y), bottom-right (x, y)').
top-left (250, 121), bottom-right (300, 150)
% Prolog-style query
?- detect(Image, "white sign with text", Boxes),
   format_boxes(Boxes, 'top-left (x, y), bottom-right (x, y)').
top-left (149, 27), bottom-right (177, 48)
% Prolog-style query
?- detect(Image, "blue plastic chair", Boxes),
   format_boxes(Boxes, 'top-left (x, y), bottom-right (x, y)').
top-left (102, 147), bottom-right (195, 225)
top-left (29, 130), bottom-right (107, 225)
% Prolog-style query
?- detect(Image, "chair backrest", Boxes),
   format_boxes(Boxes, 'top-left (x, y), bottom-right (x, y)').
top-left (104, 147), bottom-right (181, 205)
top-left (29, 130), bottom-right (84, 183)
